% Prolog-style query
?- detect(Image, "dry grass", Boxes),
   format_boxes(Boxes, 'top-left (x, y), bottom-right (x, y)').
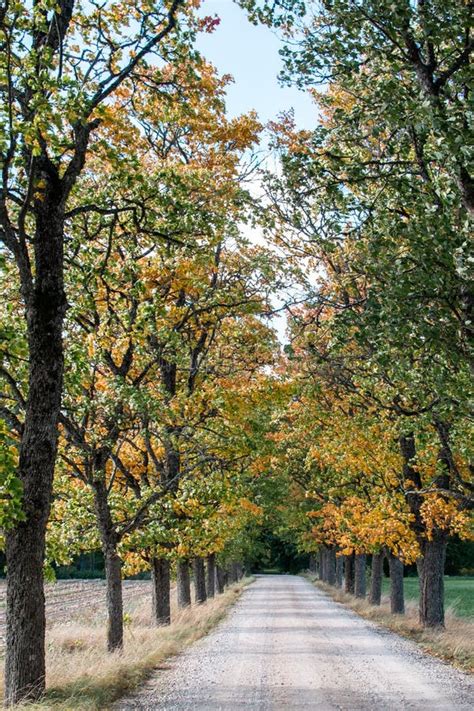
top-left (312, 578), bottom-right (474, 673)
top-left (0, 579), bottom-right (251, 710)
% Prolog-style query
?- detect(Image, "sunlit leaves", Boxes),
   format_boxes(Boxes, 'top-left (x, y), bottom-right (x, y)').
top-left (0, 420), bottom-right (23, 534)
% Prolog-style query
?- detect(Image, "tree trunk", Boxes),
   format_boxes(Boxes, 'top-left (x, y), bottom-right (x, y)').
top-left (5, 518), bottom-right (48, 706)
top-left (335, 555), bottom-right (344, 588)
top-left (229, 562), bottom-right (240, 584)
top-left (193, 557), bottom-right (207, 604)
top-left (151, 558), bottom-right (171, 626)
top-left (308, 554), bottom-right (318, 574)
top-left (177, 559), bottom-right (191, 608)
top-left (318, 548), bottom-right (324, 580)
top-left (326, 548), bottom-right (336, 586)
top-left (105, 547), bottom-right (124, 651)
top-left (419, 424), bottom-right (451, 628)
top-left (206, 554), bottom-right (216, 598)
top-left (419, 531), bottom-right (447, 628)
top-left (321, 547), bottom-right (327, 582)
top-left (5, 206), bottom-right (66, 705)
top-left (369, 551), bottom-right (384, 606)
top-left (344, 553), bottom-right (355, 594)
top-left (216, 565), bottom-right (226, 594)
top-left (388, 552), bottom-right (405, 614)
top-left (354, 554), bottom-right (367, 598)
top-left (93, 478), bottom-right (124, 651)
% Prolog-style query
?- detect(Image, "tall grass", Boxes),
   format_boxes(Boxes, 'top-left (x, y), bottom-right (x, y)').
top-left (1, 580), bottom-right (250, 710)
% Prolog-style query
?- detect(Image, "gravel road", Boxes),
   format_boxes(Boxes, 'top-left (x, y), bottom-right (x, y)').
top-left (116, 574), bottom-right (473, 710)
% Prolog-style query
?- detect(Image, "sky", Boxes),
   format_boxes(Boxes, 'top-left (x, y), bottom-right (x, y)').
top-left (196, 1), bottom-right (316, 343)
top-left (196, 0), bottom-right (317, 130)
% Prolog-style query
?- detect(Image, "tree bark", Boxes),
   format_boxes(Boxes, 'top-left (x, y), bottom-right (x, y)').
top-left (419, 531), bottom-right (447, 628)
top-left (318, 548), bottom-right (324, 580)
top-left (177, 559), bottom-right (191, 608)
top-left (326, 547), bottom-right (336, 586)
top-left (369, 551), bottom-right (384, 606)
top-left (206, 554), bottom-right (216, 598)
top-left (388, 552), bottom-right (405, 614)
top-left (104, 547), bottom-right (124, 651)
top-left (308, 554), bottom-right (318, 574)
top-left (216, 565), bottom-right (226, 594)
top-left (418, 421), bottom-right (451, 629)
top-left (344, 553), bottom-right (355, 594)
top-left (5, 205), bottom-right (66, 704)
top-left (354, 554), bottom-right (367, 598)
top-left (193, 557), bottom-right (207, 604)
top-left (321, 547), bottom-right (327, 582)
top-left (400, 432), bottom-right (446, 625)
top-left (335, 555), bottom-right (344, 588)
top-left (5, 518), bottom-right (48, 706)
top-left (151, 558), bottom-right (171, 626)
top-left (92, 478), bottom-right (124, 651)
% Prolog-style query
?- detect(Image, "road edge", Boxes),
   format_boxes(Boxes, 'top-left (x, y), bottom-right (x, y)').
top-left (306, 575), bottom-right (473, 674)
top-left (9, 577), bottom-right (255, 711)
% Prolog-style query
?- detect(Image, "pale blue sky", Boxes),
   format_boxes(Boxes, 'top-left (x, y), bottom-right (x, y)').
top-left (196, 0), bottom-right (317, 129)
top-left (197, 1), bottom-right (314, 342)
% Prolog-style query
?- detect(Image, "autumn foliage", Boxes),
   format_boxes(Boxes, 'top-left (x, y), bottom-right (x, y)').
top-left (0, 0), bottom-right (473, 706)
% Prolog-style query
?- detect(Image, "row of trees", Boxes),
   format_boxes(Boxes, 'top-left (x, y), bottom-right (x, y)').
top-left (0, 1), bottom-right (278, 704)
top-left (0, 0), bottom-right (472, 706)
top-left (309, 548), bottom-right (406, 614)
top-left (238, 0), bottom-right (473, 629)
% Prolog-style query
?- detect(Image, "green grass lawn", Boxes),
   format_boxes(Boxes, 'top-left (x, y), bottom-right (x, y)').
top-left (381, 576), bottom-right (474, 618)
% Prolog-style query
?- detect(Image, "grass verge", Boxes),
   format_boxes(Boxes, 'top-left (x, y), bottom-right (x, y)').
top-left (1, 578), bottom-right (252, 710)
top-left (311, 577), bottom-right (473, 674)
top-left (381, 576), bottom-right (474, 618)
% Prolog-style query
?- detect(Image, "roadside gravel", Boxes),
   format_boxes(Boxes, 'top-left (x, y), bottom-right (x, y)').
top-left (115, 574), bottom-right (473, 710)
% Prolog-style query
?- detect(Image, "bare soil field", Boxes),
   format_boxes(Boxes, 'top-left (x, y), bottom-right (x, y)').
top-left (0, 579), bottom-right (151, 654)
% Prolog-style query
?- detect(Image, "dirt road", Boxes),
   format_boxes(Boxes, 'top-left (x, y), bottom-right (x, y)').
top-left (116, 575), bottom-right (473, 710)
